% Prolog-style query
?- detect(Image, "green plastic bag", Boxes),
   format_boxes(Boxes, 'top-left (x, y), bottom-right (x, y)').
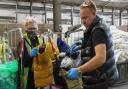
top-left (0, 59), bottom-right (18, 89)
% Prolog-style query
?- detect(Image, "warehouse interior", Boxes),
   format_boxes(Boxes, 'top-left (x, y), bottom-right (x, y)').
top-left (0, 0), bottom-right (128, 89)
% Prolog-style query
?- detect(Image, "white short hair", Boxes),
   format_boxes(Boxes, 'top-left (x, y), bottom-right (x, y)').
top-left (24, 16), bottom-right (38, 31)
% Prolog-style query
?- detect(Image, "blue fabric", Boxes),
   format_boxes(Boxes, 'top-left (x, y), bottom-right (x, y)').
top-left (71, 44), bottom-right (80, 52)
top-left (31, 47), bottom-right (37, 57)
top-left (66, 44), bottom-right (80, 59)
top-left (68, 68), bottom-right (79, 80)
top-left (57, 38), bottom-right (69, 52)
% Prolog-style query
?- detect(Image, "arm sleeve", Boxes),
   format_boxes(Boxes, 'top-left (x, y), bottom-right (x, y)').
top-left (92, 29), bottom-right (107, 47)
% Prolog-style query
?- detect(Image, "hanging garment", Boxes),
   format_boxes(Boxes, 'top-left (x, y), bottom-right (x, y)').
top-left (33, 38), bottom-right (59, 87)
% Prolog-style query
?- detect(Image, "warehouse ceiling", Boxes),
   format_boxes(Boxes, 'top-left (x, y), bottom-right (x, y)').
top-left (18, 0), bottom-right (128, 9)
top-left (1, 0), bottom-right (128, 9)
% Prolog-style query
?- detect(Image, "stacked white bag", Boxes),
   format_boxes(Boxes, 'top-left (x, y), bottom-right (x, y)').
top-left (110, 25), bottom-right (128, 63)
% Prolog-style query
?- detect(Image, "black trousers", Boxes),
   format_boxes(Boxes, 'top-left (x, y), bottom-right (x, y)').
top-left (26, 69), bottom-right (35, 89)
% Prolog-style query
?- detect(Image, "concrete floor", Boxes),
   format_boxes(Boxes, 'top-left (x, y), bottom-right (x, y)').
top-left (109, 82), bottom-right (128, 89)
top-left (44, 85), bottom-right (128, 89)
top-left (43, 82), bottom-right (128, 89)
top-left (109, 84), bottom-right (128, 89)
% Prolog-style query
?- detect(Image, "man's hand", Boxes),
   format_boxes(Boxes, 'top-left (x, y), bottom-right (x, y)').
top-left (31, 47), bottom-right (37, 57)
top-left (68, 68), bottom-right (79, 80)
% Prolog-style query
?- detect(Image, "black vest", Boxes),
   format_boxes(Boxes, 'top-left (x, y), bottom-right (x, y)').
top-left (81, 16), bottom-right (118, 82)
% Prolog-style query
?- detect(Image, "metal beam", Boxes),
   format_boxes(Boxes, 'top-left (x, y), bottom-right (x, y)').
top-left (0, 3), bottom-right (127, 13)
top-left (42, 0), bottom-right (47, 24)
top-left (111, 8), bottom-right (114, 25)
top-left (101, 7), bottom-right (104, 12)
top-left (127, 9), bottom-right (128, 32)
top-left (30, 0), bottom-right (33, 16)
top-left (0, 3), bottom-right (80, 13)
top-left (119, 10), bottom-right (122, 25)
top-left (71, 5), bottom-right (73, 26)
top-left (16, 11), bottom-right (45, 14)
top-left (53, 0), bottom-right (61, 32)
top-left (0, 16), bottom-right (15, 19)
top-left (16, 0), bottom-right (18, 23)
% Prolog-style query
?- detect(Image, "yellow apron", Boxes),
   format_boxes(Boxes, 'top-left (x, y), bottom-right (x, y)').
top-left (33, 41), bottom-right (59, 87)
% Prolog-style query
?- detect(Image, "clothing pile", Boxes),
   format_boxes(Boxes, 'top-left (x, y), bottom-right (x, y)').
top-left (0, 38), bottom-right (18, 89)
top-left (110, 25), bottom-right (128, 63)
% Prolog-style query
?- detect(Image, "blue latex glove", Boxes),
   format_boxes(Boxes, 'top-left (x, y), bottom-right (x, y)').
top-left (66, 44), bottom-right (76, 55)
top-left (72, 45), bottom-right (80, 52)
top-left (68, 68), bottom-right (79, 80)
top-left (70, 44), bottom-right (80, 52)
top-left (31, 47), bottom-right (37, 57)
top-left (66, 44), bottom-right (80, 59)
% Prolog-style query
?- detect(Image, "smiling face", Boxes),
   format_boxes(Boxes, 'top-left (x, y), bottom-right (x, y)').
top-left (80, 7), bottom-right (96, 29)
